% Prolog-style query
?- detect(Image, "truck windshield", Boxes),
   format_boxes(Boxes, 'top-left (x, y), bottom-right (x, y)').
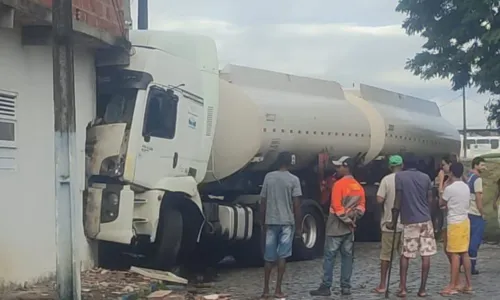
top-left (96, 89), bottom-right (138, 126)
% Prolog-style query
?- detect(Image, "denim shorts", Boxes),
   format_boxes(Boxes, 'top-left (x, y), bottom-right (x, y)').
top-left (264, 225), bottom-right (294, 262)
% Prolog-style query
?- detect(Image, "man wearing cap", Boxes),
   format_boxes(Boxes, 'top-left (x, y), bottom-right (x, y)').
top-left (372, 155), bottom-right (404, 294)
top-left (389, 153), bottom-right (436, 298)
top-left (310, 156), bottom-right (366, 296)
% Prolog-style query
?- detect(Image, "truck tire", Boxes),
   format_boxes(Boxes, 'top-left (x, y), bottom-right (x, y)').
top-left (153, 208), bottom-right (183, 270)
top-left (291, 201), bottom-right (325, 260)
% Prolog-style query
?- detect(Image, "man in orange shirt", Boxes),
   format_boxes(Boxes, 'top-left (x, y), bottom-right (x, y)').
top-left (310, 156), bottom-right (366, 296)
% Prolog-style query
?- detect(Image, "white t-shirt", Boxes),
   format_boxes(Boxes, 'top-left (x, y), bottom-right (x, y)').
top-left (442, 181), bottom-right (470, 224)
top-left (377, 173), bottom-right (403, 232)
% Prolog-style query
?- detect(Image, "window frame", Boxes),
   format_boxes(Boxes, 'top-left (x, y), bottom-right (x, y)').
top-left (142, 85), bottom-right (179, 140)
top-left (491, 139), bottom-right (499, 150)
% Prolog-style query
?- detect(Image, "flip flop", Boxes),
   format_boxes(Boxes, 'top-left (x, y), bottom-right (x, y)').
top-left (460, 287), bottom-right (474, 294)
top-left (274, 293), bottom-right (287, 299)
top-left (396, 290), bottom-right (407, 298)
top-left (439, 289), bottom-right (458, 296)
top-left (260, 293), bottom-right (270, 299)
top-left (417, 291), bottom-right (429, 297)
top-left (372, 288), bottom-right (386, 294)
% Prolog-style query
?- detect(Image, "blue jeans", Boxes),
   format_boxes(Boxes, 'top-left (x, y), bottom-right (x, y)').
top-left (322, 233), bottom-right (354, 289)
top-left (264, 225), bottom-right (294, 262)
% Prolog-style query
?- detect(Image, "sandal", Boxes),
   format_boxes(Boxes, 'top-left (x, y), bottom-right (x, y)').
top-left (372, 288), bottom-right (386, 294)
top-left (460, 287), bottom-right (474, 294)
top-left (439, 289), bottom-right (458, 296)
top-left (418, 291), bottom-right (428, 297)
top-left (396, 290), bottom-right (407, 298)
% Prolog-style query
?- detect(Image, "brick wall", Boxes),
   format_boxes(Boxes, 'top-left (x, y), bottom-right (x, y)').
top-left (37, 0), bottom-right (126, 36)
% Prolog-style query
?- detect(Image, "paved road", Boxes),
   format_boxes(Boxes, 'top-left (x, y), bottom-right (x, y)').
top-left (198, 242), bottom-right (500, 300)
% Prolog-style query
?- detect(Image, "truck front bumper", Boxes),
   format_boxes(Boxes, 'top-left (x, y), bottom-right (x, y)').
top-left (84, 183), bottom-right (135, 244)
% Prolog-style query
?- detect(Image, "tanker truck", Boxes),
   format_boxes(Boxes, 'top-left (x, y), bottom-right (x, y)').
top-left (83, 30), bottom-right (461, 270)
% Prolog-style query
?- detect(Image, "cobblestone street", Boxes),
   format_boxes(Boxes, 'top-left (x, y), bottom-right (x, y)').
top-left (203, 243), bottom-right (500, 300)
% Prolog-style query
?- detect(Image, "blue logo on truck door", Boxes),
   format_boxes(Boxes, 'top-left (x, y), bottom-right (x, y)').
top-left (188, 117), bottom-right (197, 129)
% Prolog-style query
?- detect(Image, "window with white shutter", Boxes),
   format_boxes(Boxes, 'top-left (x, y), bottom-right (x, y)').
top-left (0, 90), bottom-right (17, 148)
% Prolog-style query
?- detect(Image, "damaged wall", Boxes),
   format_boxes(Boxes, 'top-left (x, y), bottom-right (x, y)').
top-left (0, 28), bottom-right (96, 287)
top-left (27, 0), bottom-right (126, 35)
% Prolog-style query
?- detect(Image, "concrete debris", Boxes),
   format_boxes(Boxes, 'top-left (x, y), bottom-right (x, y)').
top-left (147, 290), bottom-right (173, 298)
top-left (194, 294), bottom-right (231, 300)
top-left (0, 266), bottom-right (229, 299)
top-left (81, 267), bottom-right (163, 298)
top-left (144, 292), bottom-right (232, 300)
top-left (130, 266), bottom-right (188, 285)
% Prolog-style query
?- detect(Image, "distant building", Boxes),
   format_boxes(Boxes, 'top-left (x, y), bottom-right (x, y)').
top-left (459, 129), bottom-right (500, 158)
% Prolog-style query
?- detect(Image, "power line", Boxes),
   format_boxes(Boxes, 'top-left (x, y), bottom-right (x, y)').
top-left (439, 94), bottom-right (488, 108)
top-left (439, 93), bottom-right (462, 107)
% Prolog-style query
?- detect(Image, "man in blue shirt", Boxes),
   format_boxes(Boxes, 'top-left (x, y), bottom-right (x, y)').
top-left (389, 153), bottom-right (436, 298)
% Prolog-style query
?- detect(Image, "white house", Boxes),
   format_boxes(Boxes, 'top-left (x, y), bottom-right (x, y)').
top-left (0, 0), bottom-right (129, 289)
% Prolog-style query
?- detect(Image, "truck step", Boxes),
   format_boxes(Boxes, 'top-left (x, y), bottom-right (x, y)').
top-left (133, 217), bottom-right (148, 223)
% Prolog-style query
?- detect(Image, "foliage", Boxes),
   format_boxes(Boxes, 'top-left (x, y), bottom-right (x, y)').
top-left (396, 0), bottom-right (500, 127)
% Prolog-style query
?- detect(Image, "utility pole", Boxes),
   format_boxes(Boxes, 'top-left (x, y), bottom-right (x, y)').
top-left (462, 87), bottom-right (467, 159)
top-left (138, 0), bottom-right (148, 29)
top-left (52, 0), bottom-right (81, 299)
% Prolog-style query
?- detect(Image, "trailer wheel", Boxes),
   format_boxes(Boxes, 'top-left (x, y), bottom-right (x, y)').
top-left (292, 201), bottom-right (325, 260)
top-left (153, 208), bottom-right (183, 270)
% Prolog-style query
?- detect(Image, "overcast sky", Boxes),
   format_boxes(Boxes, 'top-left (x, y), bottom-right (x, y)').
top-left (130, 0), bottom-right (492, 129)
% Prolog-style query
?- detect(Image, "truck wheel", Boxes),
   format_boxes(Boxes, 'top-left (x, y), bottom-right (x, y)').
top-left (292, 202), bottom-right (325, 260)
top-left (153, 208), bottom-right (183, 270)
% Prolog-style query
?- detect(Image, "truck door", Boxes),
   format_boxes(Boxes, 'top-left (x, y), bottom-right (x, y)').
top-left (134, 84), bottom-right (202, 187)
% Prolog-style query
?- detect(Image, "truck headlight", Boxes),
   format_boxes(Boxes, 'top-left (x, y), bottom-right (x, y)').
top-left (100, 155), bottom-right (124, 177)
top-left (101, 192), bottom-right (120, 223)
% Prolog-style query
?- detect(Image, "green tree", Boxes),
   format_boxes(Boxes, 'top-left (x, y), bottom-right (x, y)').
top-left (396, 0), bottom-right (500, 126)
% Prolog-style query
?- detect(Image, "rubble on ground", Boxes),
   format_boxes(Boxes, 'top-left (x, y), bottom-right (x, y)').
top-left (1, 267), bottom-right (231, 300)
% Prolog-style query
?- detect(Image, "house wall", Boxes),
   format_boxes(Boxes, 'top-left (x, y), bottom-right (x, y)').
top-left (0, 27), bottom-right (96, 286)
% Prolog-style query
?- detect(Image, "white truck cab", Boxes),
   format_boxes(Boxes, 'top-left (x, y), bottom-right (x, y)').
top-left (84, 31), bottom-right (219, 268)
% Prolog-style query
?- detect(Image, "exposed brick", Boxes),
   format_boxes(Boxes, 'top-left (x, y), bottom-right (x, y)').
top-left (80, 0), bottom-right (92, 11)
top-left (24, 0), bottom-right (125, 37)
top-left (87, 0), bottom-right (102, 17)
top-left (85, 13), bottom-right (98, 27)
top-left (104, 4), bottom-right (114, 21)
top-left (38, 0), bottom-right (52, 7)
